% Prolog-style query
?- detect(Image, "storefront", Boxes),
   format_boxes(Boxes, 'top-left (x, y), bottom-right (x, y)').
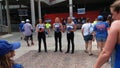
top-left (0, 0), bottom-right (9, 33)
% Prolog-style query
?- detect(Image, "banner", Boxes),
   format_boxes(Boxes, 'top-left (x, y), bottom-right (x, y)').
top-left (77, 8), bottom-right (85, 14)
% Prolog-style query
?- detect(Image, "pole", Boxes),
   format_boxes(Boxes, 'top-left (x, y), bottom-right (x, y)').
top-left (0, 2), bottom-right (3, 25)
top-left (38, 0), bottom-right (42, 19)
top-left (5, 0), bottom-right (11, 33)
top-left (19, 0), bottom-right (22, 21)
top-left (69, 0), bottom-right (73, 17)
top-left (30, 0), bottom-right (36, 27)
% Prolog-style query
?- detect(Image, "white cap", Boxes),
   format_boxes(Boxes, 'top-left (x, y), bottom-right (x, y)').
top-left (26, 19), bottom-right (30, 22)
top-left (21, 21), bottom-right (25, 23)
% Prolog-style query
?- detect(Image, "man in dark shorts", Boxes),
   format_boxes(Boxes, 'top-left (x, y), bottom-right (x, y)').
top-left (23, 19), bottom-right (34, 46)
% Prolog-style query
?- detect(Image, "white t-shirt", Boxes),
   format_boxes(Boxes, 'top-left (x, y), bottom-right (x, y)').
top-left (53, 23), bottom-right (61, 32)
top-left (37, 24), bottom-right (45, 29)
top-left (81, 23), bottom-right (93, 36)
top-left (23, 23), bottom-right (33, 36)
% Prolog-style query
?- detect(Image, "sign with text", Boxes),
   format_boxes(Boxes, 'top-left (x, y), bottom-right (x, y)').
top-left (77, 8), bottom-right (85, 14)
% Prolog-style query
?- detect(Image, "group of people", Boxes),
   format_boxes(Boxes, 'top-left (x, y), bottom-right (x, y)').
top-left (19, 16), bottom-right (76, 54)
top-left (19, 19), bottom-right (34, 47)
top-left (81, 15), bottom-right (110, 56)
top-left (36, 17), bottom-right (76, 54)
top-left (94, 0), bottom-right (120, 68)
top-left (1, 0), bottom-right (120, 68)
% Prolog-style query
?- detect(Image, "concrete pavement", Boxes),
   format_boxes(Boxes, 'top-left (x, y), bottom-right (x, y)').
top-left (0, 30), bottom-right (110, 68)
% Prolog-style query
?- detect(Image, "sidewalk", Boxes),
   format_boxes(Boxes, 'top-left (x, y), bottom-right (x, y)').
top-left (0, 30), bottom-right (110, 68)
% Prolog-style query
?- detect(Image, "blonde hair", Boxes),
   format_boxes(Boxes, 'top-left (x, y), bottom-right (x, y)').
top-left (55, 17), bottom-right (60, 23)
top-left (111, 0), bottom-right (120, 13)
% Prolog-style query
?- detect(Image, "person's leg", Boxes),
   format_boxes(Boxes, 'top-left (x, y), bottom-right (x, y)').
top-left (101, 38), bottom-right (107, 50)
top-left (101, 41), bottom-right (106, 50)
top-left (22, 32), bottom-right (25, 38)
top-left (88, 35), bottom-right (93, 55)
top-left (20, 32), bottom-right (23, 40)
top-left (84, 41), bottom-right (88, 53)
top-left (66, 34), bottom-right (70, 53)
top-left (54, 32), bottom-right (58, 52)
top-left (38, 34), bottom-right (42, 52)
top-left (97, 41), bottom-right (101, 51)
top-left (30, 35), bottom-right (34, 45)
top-left (43, 33), bottom-right (47, 52)
top-left (71, 32), bottom-right (75, 54)
top-left (96, 37), bottom-right (102, 53)
top-left (88, 40), bottom-right (93, 56)
top-left (83, 36), bottom-right (89, 53)
top-left (59, 32), bottom-right (62, 52)
top-left (25, 36), bottom-right (30, 46)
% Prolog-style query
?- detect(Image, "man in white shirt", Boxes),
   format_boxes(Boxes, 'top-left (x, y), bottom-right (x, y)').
top-left (23, 19), bottom-right (34, 46)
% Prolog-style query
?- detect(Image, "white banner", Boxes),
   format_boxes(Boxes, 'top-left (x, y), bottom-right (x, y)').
top-left (77, 8), bottom-right (85, 14)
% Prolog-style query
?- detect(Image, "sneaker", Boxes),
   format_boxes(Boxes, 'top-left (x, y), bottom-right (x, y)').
top-left (89, 53), bottom-right (93, 56)
top-left (71, 52), bottom-right (74, 54)
top-left (54, 50), bottom-right (57, 52)
top-left (84, 50), bottom-right (88, 53)
top-left (60, 50), bottom-right (63, 53)
top-left (27, 44), bottom-right (30, 47)
top-left (31, 42), bottom-right (34, 45)
top-left (65, 51), bottom-right (69, 54)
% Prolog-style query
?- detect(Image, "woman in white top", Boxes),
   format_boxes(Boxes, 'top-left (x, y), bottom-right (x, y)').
top-left (65, 17), bottom-right (76, 54)
top-left (36, 19), bottom-right (47, 52)
top-left (81, 18), bottom-right (94, 56)
top-left (53, 17), bottom-right (63, 52)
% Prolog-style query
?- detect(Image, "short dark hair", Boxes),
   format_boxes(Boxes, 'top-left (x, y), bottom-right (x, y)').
top-left (110, 0), bottom-right (120, 13)
top-left (86, 18), bottom-right (90, 23)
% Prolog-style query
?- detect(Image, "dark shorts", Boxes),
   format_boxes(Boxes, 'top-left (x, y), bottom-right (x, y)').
top-left (83, 35), bottom-right (93, 42)
top-left (24, 35), bottom-right (33, 41)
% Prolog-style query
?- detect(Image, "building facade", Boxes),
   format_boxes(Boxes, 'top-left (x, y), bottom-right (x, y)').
top-left (0, 0), bottom-right (114, 33)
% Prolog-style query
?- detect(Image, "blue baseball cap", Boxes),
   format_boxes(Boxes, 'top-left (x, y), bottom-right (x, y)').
top-left (97, 15), bottom-right (103, 20)
top-left (0, 40), bottom-right (21, 56)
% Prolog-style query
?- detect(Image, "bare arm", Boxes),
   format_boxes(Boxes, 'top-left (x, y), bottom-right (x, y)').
top-left (81, 28), bottom-right (84, 36)
top-left (94, 21), bottom-right (119, 68)
top-left (71, 24), bottom-right (76, 32)
top-left (73, 24), bottom-right (77, 31)
top-left (36, 25), bottom-right (39, 32)
top-left (81, 25), bottom-right (84, 36)
top-left (60, 23), bottom-right (63, 32)
top-left (53, 24), bottom-right (55, 31)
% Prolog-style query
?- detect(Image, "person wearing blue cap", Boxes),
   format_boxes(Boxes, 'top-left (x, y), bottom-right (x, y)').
top-left (53, 17), bottom-right (63, 52)
top-left (94, 0), bottom-right (120, 68)
top-left (65, 17), bottom-right (76, 54)
top-left (0, 40), bottom-right (23, 68)
top-left (93, 15), bottom-right (109, 53)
